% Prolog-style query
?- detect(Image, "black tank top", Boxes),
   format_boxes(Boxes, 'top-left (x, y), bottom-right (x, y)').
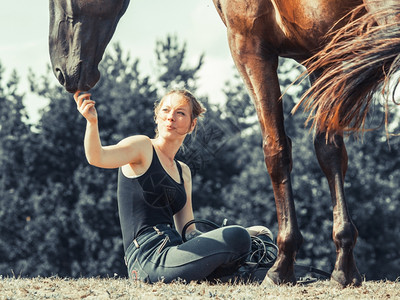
top-left (117, 147), bottom-right (187, 251)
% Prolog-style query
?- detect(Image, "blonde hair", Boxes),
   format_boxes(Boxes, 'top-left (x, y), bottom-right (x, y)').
top-left (154, 89), bottom-right (206, 136)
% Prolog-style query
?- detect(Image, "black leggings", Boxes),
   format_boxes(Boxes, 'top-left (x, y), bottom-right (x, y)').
top-left (125, 224), bottom-right (251, 283)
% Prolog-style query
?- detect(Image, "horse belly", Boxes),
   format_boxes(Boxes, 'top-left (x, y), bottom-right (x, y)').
top-left (218, 0), bottom-right (362, 60)
top-left (273, 0), bottom-right (361, 48)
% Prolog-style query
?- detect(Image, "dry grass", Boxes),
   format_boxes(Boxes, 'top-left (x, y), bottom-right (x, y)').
top-left (0, 277), bottom-right (399, 299)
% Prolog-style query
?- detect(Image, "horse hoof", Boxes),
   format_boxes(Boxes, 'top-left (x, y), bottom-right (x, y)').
top-left (265, 269), bottom-right (296, 285)
top-left (331, 270), bottom-right (362, 287)
top-left (262, 275), bottom-right (276, 286)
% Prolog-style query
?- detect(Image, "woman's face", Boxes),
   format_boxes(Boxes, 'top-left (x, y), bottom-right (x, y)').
top-left (156, 93), bottom-right (196, 139)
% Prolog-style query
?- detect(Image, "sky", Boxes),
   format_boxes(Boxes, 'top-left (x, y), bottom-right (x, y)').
top-left (0, 0), bottom-right (234, 122)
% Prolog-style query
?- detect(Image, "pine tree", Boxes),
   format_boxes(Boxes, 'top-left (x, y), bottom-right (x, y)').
top-left (0, 64), bottom-right (34, 276)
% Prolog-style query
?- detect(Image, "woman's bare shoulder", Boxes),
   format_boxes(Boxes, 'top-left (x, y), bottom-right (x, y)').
top-left (118, 135), bottom-right (152, 149)
top-left (119, 136), bottom-right (153, 176)
top-left (177, 161), bottom-right (192, 181)
top-left (117, 135), bottom-right (153, 162)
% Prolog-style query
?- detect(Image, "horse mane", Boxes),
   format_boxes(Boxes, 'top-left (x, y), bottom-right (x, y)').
top-left (293, 3), bottom-right (400, 139)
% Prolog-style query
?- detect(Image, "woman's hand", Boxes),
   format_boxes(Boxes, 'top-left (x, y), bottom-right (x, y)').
top-left (74, 91), bottom-right (98, 124)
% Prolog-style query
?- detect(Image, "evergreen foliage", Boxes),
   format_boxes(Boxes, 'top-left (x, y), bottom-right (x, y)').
top-left (0, 36), bottom-right (399, 281)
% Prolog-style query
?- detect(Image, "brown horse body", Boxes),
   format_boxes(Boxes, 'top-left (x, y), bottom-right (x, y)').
top-left (49, 0), bottom-right (400, 287)
top-left (213, 0), bottom-right (366, 286)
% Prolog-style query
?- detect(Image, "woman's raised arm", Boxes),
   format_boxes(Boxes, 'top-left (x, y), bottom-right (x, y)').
top-left (74, 92), bottom-right (149, 169)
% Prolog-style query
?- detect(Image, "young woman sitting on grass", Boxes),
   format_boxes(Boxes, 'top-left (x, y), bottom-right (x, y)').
top-left (74, 89), bottom-right (273, 283)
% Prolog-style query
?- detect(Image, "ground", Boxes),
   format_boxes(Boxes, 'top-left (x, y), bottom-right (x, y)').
top-left (0, 277), bottom-right (399, 299)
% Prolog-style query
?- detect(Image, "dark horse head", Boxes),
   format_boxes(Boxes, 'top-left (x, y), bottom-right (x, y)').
top-left (49, 0), bottom-right (130, 93)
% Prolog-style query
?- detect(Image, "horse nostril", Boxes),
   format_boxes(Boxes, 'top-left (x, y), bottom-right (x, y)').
top-left (55, 68), bottom-right (65, 86)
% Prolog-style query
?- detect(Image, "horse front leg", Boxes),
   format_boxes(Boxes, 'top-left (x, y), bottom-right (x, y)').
top-left (263, 133), bottom-right (303, 285)
top-left (227, 33), bottom-right (303, 285)
top-left (314, 133), bottom-right (362, 286)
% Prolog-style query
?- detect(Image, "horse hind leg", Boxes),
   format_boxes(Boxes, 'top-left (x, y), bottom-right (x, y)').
top-left (314, 133), bottom-right (362, 286)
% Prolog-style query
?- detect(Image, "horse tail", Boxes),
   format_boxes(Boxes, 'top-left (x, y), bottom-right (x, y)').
top-left (293, 3), bottom-right (400, 139)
